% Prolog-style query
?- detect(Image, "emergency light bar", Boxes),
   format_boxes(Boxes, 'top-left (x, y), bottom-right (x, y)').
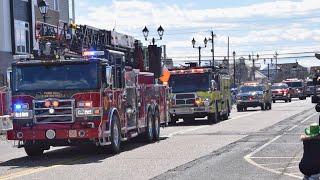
top-left (82, 51), bottom-right (105, 57)
top-left (171, 68), bottom-right (208, 74)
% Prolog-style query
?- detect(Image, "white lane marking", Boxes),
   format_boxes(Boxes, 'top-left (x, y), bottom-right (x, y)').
top-left (288, 125), bottom-right (299, 131)
top-left (275, 166), bottom-right (298, 170)
top-left (270, 142), bottom-right (301, 145)
top-left (247, 135), bottom-right (282, 157)
top-left (244, 135), bottom-right (303, 179)
top-left (167, 111), bottom-right (261, 138)
top-left (250, 157), bottom-right (302, 159)
top-left (244, 156), bottom-right (302, 179)
top-left (300, 114), bottom-right (316, 124)
top-left (258, 161), bottom-right (300, 166)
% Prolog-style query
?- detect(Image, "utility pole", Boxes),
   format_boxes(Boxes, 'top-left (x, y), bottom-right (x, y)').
top-left (254, 54), bottom-right (259, 81)
top-left (233, 51), bottom-right (236, 88)
top-left (210, 31), bottom-right (216, 66)
top-left (267, 63), bottom-right (270, 80)
top-left (227, 37), bottom-right (230, 72)
top-left (275, 52), bottom-right (278, 81)
top-left (198, 47), bottom-right (201, 66)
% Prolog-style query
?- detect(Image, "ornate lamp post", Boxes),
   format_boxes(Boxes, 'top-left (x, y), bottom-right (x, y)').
top-left (142, 25), bottom-right (164, 45)
top-left (38, 0), bottom-right (49, 23)
top-left (191, 37), bottom-right (207, 66)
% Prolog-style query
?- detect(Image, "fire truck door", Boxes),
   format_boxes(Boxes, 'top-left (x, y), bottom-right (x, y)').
top-left (124, 71), bottom-right (137, 128)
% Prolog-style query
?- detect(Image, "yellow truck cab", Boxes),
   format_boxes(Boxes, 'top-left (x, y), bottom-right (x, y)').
top-left (168, 65), bottom-right (231, 124)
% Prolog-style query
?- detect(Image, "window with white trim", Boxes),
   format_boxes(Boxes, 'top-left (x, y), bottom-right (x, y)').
top-left (53, 0), bottom-right (59, 11)
top-left (14, 20), bottom-right (30, 54)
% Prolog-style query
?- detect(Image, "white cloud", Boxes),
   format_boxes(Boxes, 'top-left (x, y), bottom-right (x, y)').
top-left (76, 0), bottom-right (320, 66)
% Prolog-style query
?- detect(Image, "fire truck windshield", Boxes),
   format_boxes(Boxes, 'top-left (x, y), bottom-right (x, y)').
top-left (285, 82), bottom-right (303, 88)
top-left (169, 73), bottom-right (210, 93)
top-left (239, 86), bottom-right (265, 93)
top-left (12, 62), bottom-right (99, 92)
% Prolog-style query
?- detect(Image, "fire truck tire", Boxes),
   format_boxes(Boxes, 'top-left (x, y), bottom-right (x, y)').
top-left (153, 109), bottom-right (161, 141)
top-left (109, 115), bottom-right (121, 154)
top-left (24, 141), bottom-right (45, 156)
top-left (169, 115), bottom-right (178, 125)
top-left (145, 109), bottom-right (154, 143)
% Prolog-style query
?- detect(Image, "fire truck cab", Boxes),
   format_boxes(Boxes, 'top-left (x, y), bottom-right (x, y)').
top-left (6, 50), bottom-right (168, 156)
top-left (168, 65), bottom-right (231, 124)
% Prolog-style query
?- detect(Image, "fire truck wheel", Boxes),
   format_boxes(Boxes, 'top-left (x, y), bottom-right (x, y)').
top-left (208, 113), bottom-right (217, 124)
top-left (24, 141), bottom-right (44, 157)
top-left (153, 110), bottom-right (161, 141)
top-left (145, 110), bottom-right (154, 143)
top-left (110, 115), bottom-right (121, 154)
top-left (169, 115), bottom-right (178, 125)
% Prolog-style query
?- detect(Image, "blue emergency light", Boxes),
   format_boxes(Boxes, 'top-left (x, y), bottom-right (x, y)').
top-left (82, 51), bottom-right (105, 57)
top-left (14, 103), bottom-right (29, 111)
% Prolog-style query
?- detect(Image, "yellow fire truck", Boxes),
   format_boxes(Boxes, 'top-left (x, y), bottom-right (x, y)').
top-left (167, 65), bottom-right (231, 124)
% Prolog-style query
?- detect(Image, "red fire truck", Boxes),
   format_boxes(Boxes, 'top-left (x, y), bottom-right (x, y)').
top-left (6, 23), bottom-right (168, 156)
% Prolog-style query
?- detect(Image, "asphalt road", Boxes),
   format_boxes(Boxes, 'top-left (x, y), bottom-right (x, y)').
top-left (0, 98), bottom-right (316, 180)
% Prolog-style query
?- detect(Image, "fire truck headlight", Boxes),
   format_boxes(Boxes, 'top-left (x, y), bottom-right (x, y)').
top-left (195, 98), bottom-right (203, 106)
top-left (77, 101), bottom-right (93, 108)
top-left (204, 99), bottom-right (210, 107)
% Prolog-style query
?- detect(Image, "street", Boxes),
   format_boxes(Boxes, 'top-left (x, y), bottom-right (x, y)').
top-left (0, 98), bottom-right (316, 180)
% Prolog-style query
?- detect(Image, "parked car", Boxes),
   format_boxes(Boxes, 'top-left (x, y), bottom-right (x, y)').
top-left (271, 83), bottom-right (291, 103)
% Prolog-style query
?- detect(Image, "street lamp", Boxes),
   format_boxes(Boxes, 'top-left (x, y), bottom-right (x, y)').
top-left (142, 25), bottom-right (164, 45)
top-left (191, 37), bottom-right (207, 66)
top-left (38, 0), bottom-right (49, 23)
top-left (233, 51), bottom-right (236, 88)
top-left (264, 58), bottom-right (274, 81)
top-left (274, 52), bottom-right (278, 81)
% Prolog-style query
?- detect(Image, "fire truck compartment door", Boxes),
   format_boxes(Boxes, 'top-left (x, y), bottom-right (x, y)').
top-left (125, 71), bottom-right (137, 128)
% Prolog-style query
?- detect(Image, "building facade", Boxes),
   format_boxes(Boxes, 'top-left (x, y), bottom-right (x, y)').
top-left (0, 0), bottom-right (73, 86)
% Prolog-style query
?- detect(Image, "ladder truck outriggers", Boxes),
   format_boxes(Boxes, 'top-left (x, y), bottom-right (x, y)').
top-left (6, 22), bottom-right (169, 156)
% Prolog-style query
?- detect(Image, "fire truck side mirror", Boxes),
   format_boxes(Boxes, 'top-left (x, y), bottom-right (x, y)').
top-left (6, 68), bottom-right (12, 89)
top-left (105, 67), bottom-right (113, 87)
top-left (211, 80), bottom-right (217, 91)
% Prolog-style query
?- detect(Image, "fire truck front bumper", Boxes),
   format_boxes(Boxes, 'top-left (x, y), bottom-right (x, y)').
top-left (7, 128), bottom-right (99, 141)
top-left (169, 106), bottom-right (213, 117)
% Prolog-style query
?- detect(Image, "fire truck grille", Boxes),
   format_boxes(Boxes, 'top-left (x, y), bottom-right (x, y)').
top-left (176, 94), bottom-right (195, 99)
top-left (33, 99), bottom-right (75, 124)
top-left (175, 94), bottom-right (196, 105)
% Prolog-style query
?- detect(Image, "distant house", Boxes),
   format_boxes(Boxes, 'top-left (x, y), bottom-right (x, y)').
top-left (277, 63), bottom-right (308, 81)
top-left (259, 63), bottom-right (279, 82)
top-left (310, 66), bottom-right (320, 76)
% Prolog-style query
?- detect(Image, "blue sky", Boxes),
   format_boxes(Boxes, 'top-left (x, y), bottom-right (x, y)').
top-left (76, 0), bottom-right (320, 68)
